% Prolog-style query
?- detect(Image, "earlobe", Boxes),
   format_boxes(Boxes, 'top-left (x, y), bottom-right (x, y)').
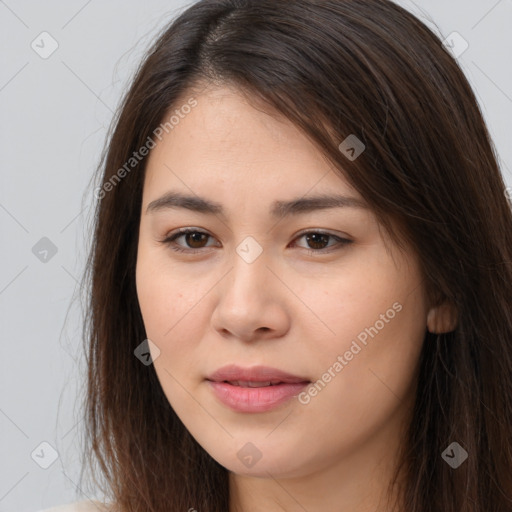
top-left (426, 301), bottom-right (458, 334)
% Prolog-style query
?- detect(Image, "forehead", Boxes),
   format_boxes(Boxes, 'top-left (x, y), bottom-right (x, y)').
top-left (143, 85), bottom-right (360, 202)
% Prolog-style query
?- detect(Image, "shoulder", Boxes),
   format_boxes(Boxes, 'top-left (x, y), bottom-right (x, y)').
top-left (37, 500), bottom-right (113, 512)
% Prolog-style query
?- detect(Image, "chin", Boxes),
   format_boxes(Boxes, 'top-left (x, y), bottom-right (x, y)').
top-left (199, 437), bottom-right (310, 479)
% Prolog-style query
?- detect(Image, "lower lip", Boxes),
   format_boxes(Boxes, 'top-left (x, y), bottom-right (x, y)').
top-left (207, 380), bottom-right (310, 413)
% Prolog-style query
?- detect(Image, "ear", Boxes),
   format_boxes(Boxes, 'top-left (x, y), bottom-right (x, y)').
top-left (426, 300), bottom-right (458, 334)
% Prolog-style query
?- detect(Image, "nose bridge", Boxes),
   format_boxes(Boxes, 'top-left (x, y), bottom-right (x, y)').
top-left (211, 236), bottom-right (290, 340)
top-left (225, 237), bottom-right (271, 301)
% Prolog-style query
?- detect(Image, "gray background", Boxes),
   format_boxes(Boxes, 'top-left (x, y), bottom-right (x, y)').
top-left (1, 1), bottom-right (511, 511)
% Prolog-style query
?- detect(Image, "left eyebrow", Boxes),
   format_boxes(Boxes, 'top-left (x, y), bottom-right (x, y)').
top-left (145, 191), bottom-right (368, 217)
top-left (271, 193), bottom-right (368, 218)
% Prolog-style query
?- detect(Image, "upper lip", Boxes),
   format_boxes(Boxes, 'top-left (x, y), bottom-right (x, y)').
top-left (206, 364), bottom-right (311, 384)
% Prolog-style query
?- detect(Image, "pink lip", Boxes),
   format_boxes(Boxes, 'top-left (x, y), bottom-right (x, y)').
top-left (206, 364), bottom-right (310, 413)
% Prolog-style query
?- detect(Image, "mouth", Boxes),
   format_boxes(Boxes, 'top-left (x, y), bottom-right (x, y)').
top-left (206, 365), bottom-right (311, 413)
top-left (206, 364), bottom-right (310, 385)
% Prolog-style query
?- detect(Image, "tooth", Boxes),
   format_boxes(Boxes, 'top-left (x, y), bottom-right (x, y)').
top-left (230, 381), bottom-right (274, 387)
top-left (246, 381), bottom-right (272, 387)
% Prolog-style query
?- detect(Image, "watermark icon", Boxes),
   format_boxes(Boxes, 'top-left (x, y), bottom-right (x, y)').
top-left (31, 441), bottom-right (59, 469)
top-left (94, 97), bottom-right (198, 200)
top-left (339, 134), bottom-right (365, 161)
top-left (31, 31), bottom-right (59, 59)
top-left (442, 31), bottom-right (469, 59)
top-left (134, 339), bottom-right (161, 366)
top-left (237, 442), bottom-right (263, 468)
top-left (236, 236), bottom-right (263, 264)
top-left (32, 236), bottom-right (58, 263)
top-left (298, 301), bottom-right (403, 405)
top-left (505, 186), bottom-right (512, 206)
top-left (441, 441), bottom-right (468, 469)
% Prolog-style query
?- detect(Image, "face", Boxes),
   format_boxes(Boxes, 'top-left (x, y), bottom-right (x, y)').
top-left (135, 83), bottom-right (431, 481)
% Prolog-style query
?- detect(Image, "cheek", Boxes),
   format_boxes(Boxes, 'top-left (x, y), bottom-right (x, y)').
top-left (135, 252), bottom-right (216, 426)
top-left (135, 250), bottom-right (213, 365)
top-left (136, 257), bottom-right (172, 337)
top-left (300, 253), bottom-right (427, 401)
top-left (297, 256), bottom-right (416, 347)
top-left (136, 247), bottom-right (177, 344)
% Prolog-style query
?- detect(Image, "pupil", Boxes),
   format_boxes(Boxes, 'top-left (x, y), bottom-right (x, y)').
top-left (307, 233), bottom-right (328, 249)
top-left (187, 232), bottom-right (207, 248)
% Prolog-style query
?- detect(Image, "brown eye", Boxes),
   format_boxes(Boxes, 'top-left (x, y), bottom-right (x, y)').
top-left (304, 233), bottom-right (330, 250)
top-left (184, 231), bottom-right (209, 249)
top-left (162, 228), bottom-right (218, 253)
top-left (162, 228), bottom-right (351, 255)
top-left (292, 231), bottom-right (352, 254)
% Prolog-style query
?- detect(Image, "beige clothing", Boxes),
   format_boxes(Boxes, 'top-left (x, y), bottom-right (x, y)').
top-left (37, 501), bottom-right (111, 512)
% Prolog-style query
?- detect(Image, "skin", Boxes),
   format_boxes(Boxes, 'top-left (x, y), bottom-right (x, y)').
top-left (135, 83), bottom-right (455, 512)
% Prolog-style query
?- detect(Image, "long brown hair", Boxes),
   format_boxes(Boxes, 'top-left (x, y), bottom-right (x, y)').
top-left (78, 1), bottom-right (512, 510)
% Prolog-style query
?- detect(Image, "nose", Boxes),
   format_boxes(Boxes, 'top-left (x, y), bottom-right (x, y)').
top-left (210, 248), bottom-right (291, 343)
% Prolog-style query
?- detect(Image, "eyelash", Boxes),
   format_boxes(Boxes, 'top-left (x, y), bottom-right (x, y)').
top-left (160, 228), bottom-right (352, 256)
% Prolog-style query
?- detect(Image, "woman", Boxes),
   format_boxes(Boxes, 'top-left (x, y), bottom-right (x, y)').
top-left (44, 0), bottom-right (512, 510)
